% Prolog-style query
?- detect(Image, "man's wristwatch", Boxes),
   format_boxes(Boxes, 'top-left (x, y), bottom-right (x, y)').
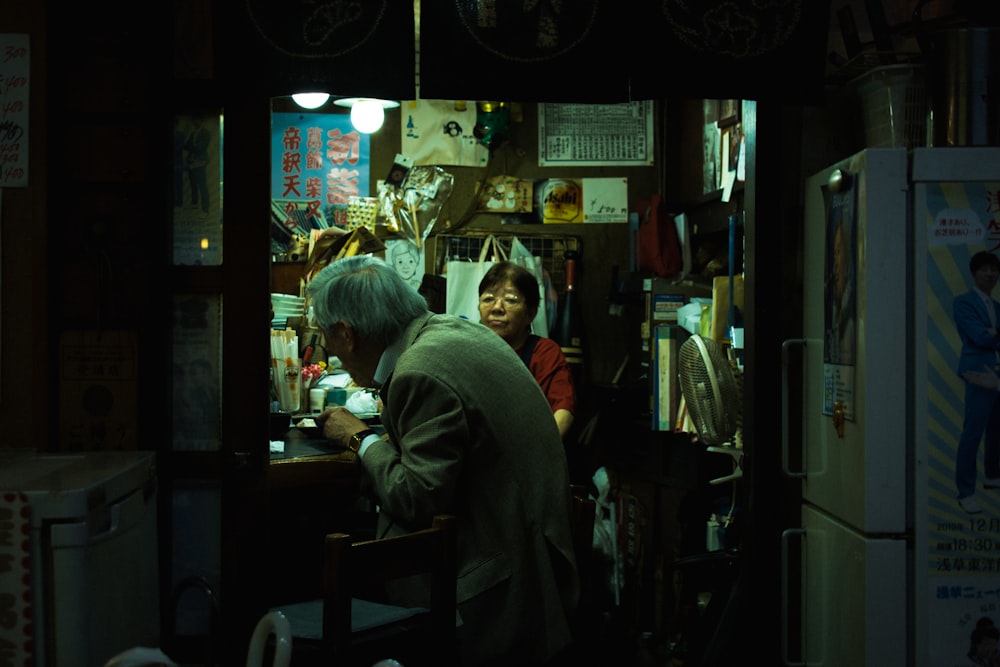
top-left (348, 429), bottom-right (377, 454)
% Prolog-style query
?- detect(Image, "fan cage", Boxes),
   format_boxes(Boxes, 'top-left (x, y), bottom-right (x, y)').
top-left (678, 335), bottom-right (740, 446)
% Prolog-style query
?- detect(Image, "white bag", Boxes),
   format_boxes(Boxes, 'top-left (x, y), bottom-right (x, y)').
top-left (445, 234), bottom-right (507, 322)
top-left (509, 236), bottom-right (549, 338)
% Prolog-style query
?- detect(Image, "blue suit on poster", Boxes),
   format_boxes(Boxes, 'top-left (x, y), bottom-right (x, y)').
top-left (953, 280), bottom-right (1000, 501)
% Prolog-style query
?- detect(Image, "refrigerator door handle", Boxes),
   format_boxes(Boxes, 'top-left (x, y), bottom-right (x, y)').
top-left (781, 338), bottom-right (808, 479)
top-left (781, 527), bottom-right (806, 667)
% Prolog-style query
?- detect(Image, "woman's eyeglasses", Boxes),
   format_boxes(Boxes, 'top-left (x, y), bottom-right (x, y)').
top-left (479, 293), bottom-right (522, 308)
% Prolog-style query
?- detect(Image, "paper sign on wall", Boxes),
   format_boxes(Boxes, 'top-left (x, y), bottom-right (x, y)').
top-left (538, 102), bottom-right (654, 167)
top-left (0, 34), bottom-right (30, 188)
top-left (475, 175), bottom-right (533, 213)
top-left (60, 330), bottom-right (138, 451)
top-left (401, 99), bottom-right (489, 167)
top-left (538, 177), bottom-right (628, 224)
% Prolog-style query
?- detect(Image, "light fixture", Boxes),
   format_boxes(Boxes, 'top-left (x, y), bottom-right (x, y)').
top-left (334, 97), bottom-right (400, 134)
top-left (291, 92), bottom-right (331, 109)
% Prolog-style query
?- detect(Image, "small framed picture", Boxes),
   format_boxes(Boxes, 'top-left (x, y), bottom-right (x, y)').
top-left (703, 99), bottom-right (720, 125)
top-left (720, 123), bottom-right (745, 177)
top-left (729, 124), bottom-right (743, 170)
top-left (718, 99), bottom-right (740, 128)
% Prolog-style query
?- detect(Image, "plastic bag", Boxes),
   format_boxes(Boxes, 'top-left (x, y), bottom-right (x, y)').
top-left (445, 234), bottom-right (506, 322)
top-left (378, 165), bottom-right (454, 250)
top-left (509, 236), bottom-right (550, 338)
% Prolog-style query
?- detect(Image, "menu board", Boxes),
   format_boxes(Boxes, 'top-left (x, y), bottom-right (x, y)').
top-left (0, 34), bottom-right (29, 187)
top-left (538, 101), bottom-right (654, 167)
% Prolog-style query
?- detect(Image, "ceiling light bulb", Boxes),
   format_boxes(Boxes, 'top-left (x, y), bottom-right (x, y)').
top-left (291, 92), bottom-right (331, 109)
top-left (350, 99), bottom-right (386, 134)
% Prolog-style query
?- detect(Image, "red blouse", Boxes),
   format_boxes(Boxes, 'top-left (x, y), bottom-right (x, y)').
top-left (522, 336), bottom-right (576, 415)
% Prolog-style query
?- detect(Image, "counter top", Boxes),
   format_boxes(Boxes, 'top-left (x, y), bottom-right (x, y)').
top-left (271, 427), bottom-right (351, 462)
top-left (268, 427), bottom-right (358, 489)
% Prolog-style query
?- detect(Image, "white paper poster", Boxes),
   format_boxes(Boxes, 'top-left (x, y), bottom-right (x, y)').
top-left (538, 101), bottom-right (654, 167)
top-left (0, 34), bottom-right (30, 187)
top-left (925, 577), bottom-right (1000, 667)
top-left (400, 99), bottom-right (489, 167)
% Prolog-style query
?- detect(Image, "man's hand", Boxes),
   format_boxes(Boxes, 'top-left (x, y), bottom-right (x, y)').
top-left (317, 406), bottom-right (369, 447)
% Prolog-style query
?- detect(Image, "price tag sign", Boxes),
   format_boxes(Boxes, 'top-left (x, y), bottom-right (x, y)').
top-left (0, 34), bottom-right (29, 188)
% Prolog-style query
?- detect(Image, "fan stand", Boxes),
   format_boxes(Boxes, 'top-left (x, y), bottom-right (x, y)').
top-left (706, 445), bottom-right (743, 485)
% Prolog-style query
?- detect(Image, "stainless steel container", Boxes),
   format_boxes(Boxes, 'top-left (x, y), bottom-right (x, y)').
top-left (928, 27), bottom-right (1000, 146)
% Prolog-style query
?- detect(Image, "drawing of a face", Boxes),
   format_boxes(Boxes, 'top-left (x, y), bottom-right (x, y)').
top-left (392, 243), bottom-right (418, 281)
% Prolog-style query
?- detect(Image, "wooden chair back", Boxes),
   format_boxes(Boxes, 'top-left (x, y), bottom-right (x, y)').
top-left (322, 513), bottom-right (458, 666)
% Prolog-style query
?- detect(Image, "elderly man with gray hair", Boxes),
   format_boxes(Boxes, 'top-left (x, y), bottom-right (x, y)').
top-left (308, 254), bottom-right (579, 666)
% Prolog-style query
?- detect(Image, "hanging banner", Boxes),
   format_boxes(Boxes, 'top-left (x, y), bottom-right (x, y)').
top-left (271, 112), bottom-right (371, 230)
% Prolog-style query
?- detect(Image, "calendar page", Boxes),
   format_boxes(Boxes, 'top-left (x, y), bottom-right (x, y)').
top-left (538, 101), bottom-right (654, 167)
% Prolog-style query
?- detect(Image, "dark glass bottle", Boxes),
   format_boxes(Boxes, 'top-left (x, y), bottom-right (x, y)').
top-left (554, 250), bottom-right (584, 378)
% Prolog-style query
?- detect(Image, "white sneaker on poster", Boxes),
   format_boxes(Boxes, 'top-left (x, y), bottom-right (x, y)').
top-left (959, 496), bottom-right (983, 514)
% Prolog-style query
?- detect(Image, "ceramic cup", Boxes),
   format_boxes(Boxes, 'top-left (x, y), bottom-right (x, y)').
top-left (309, 387), bottom-right (326, 413)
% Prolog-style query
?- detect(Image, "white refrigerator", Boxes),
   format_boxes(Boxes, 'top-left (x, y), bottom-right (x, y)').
top-left (0, 450), bottom-right (159, 667)
top-left (783, 147), bottom-right (1000, 666)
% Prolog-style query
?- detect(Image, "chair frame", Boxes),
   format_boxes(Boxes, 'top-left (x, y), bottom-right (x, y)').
top-left (321, 513), bottom-right (458, 664)
top-left (569, 485), bottom-right (597, 635)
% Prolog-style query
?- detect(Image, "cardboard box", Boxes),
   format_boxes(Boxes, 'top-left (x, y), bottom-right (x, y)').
top-left (711, 274), bottom-right (745, 343)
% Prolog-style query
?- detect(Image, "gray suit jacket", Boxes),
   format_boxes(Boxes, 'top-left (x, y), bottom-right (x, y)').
top-left (362, 313), bottom-right (579, 665)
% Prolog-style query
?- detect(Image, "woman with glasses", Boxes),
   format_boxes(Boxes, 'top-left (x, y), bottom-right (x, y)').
top-left (478, 261), bottom-right (576, 439)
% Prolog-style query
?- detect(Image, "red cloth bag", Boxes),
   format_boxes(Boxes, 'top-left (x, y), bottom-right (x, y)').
top-left (636, 194), bottom-right (682, 278)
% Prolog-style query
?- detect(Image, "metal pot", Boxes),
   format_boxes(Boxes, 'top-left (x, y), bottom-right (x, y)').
top-left (914, 0), bottom-right (1000, 146)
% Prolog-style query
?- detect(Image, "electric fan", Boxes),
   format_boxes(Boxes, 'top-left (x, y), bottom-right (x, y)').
top-left (678, 334), bottom-right (743, 484)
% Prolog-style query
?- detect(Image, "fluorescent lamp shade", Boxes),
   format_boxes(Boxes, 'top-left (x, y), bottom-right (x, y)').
top-left (291, 92), bottom-right (330, 109)
top-left (351, 100), bottom-right (385, 133)
top-left (334, 98), bottom-right (400, 134)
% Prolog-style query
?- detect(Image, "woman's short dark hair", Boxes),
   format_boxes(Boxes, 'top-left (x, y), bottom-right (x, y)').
top-left (478, 261), bottom-right (540, 311)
